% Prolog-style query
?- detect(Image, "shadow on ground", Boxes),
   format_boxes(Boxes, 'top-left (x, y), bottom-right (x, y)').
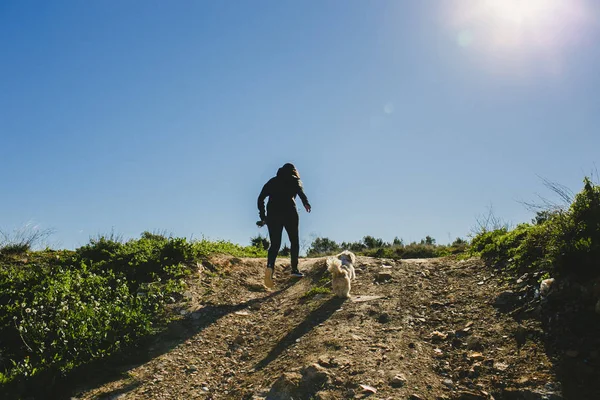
top-left (255, 296), bottom-right (346, 371)
top-left (498, 285), bottom-right (600, 399)
top-left (3, 282), bottom-right (296, 400)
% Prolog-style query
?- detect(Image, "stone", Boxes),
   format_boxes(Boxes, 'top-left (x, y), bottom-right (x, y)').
top-left (501, 388), bottom-right (564, 400)
top-left (494, 361), bottom-right (509, 371)
top-left (377, 313), bottom-right (391, 324)
top-left (456, 391), bottom-right (487, 400)
top-left (431, 331), bottom-right (448, 342)
top-left (466, 336), bottom-right (484, 351)
top-left (390, 374), bottom-right (407, 387)
top-left (351, 295), bottom-right (384, 303)
top-left (469, 352), bottom-right (485, 361)
top-left (267, 373), bottom-right (302, 400)
top-left (359, 384), bottom-right (377, 394)
top-left (442, 378), bottom-right (453, 388)
top-left (540, 278), bottom-right (555, 297)
top-left (318, 356), bottom-right (338, 368)
top-left (297, 363), bottom-right (332, 397)
top-left (376, 271), bottom-right (393, 282)
top-left (494, 290), bottom-right (516, 307)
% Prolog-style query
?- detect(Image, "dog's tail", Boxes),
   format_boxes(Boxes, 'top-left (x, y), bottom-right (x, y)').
top-left (326, 257), bottom-right (343, 274)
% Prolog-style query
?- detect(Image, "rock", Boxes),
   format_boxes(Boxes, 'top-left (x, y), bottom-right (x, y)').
top-left (456, 391), bottom-right (487, 400)
top-left (377, 313), bottom-right (391, 324)
top-left (494, 361), bottom-right (509, 371)
top-left (466, 336), bottom-right (484, 351)
top-left (468, 364), bottom-right (480, 378)
top-left (494, 290), bottom-right (516, 307)
top-left (468, 352), bottom-right (485, 361)
top-left (501, 388), bottom-right (564, 400)
top-left (409, 395), bottom-right (424, 400)
top-left (431, 330), bottom-right (448, 342)
top-left (318, 356), bottom-right (338, 368)
top-left (540, 278), bottom-right (555, 297)
top-left (376, 271), bottom-right (392, 282)
top-left (390, 373), bottom-right (407, 387)
top-left (233, 335), bottom-right (245, 346)
top-left (442, 378), bottom-right (453, 388)
top-left (297, 363), bottom-right (332, 397)
top-left (267, 372), bottom-right (302, 400)
top-left (359, 384), bottom-right (377, 394)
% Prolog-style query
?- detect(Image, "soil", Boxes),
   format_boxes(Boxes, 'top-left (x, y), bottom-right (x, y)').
top-left (42, 256), bottom-right (600, 399)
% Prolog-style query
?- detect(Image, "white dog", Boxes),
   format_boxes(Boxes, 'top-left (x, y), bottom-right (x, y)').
top-left (336, 250), bottom-right (356, 280)
top-left (327, 257), bottom-right (351, 298)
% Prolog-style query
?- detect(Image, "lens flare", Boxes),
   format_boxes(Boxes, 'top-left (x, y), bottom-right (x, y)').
top-left (445, 0), bottom-right (594, 75)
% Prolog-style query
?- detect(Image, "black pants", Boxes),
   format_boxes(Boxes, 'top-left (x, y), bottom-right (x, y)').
top-left (266, 208), bottom-right (299, 270)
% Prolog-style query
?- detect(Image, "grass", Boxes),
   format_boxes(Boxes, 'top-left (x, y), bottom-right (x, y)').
top-left (302, 286), bottom-right (332, 299)
top-left (0, 231), bottom-right (265, 391)
top-left (469, 177), bottom-right (600, 279)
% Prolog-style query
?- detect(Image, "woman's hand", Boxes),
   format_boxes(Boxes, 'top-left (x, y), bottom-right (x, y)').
top-left (304, 204), bottom-right (311, 213)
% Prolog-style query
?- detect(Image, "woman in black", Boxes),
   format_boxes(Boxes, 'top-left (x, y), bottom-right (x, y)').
top-left (257, 163), bottom-right (311, 288)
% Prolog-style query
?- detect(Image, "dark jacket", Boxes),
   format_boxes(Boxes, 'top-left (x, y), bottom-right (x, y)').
top-left (257, 172), bottom-right (310, 221)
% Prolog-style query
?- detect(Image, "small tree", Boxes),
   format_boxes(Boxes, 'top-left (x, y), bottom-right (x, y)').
top-left (307, 237), bottom-right (339, 256)
top-left (279, 244), bottom-right (291, 256)
top-left (362, 235), bottom-right (384, 249)
top-left (251, 234), bottom-right (270, 250)
top-left (393, 237), bottom-right (404, 246)
top-left (420, 235), bottom-right (436, 245)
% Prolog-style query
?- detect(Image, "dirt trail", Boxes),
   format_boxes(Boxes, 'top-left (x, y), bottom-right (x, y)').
top-left (70, 256), bottom-right (573, 400)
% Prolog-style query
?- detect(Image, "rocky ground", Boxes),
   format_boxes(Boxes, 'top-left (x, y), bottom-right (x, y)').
top-left (43, 256), bottom-right (600, 399)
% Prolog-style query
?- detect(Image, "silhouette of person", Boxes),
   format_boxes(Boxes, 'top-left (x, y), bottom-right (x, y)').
top-left (257, 163), bottom-right (311, 288)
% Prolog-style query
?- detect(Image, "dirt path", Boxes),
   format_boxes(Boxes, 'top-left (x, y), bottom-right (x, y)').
top-left (71, 256), bottom-right (567, 400)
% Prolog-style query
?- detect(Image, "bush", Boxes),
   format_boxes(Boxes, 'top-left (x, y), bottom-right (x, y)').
top-left (470, 178), bottom-right (600, 278)
top-left (250, 234), bottom-right (270, 250)
top-left (307, 237), bottom-right (340, 257)
top-left (307, 235), bottom-right (468, 260)
top-left (0, 232), bottom-right (266, 388)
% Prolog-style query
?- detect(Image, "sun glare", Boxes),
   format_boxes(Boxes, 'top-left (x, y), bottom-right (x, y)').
top-left (484, 0), bottom-right (558, 25)
top-left (446, 0), bottom-right (592, 74)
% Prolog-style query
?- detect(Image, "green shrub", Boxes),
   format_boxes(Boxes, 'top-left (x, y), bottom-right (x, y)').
top-left (0, 232), bottom-right (266, 388)
top-left (0, 250), bottom-right (182, 383)
top-left (470, 178), bottom-right (600, 278)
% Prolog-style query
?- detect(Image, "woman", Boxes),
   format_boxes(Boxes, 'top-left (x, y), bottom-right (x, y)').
top-left (257, 163), bottom-right (311, 288)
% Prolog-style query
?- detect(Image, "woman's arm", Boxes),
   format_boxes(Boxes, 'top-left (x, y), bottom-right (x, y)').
top-left (297, 180), bottom-right (311, 213)
top-left (257, 181), bottom-right (270, 220)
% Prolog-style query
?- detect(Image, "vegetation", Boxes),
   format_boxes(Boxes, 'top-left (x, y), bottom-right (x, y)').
top-left (470, 177), bottom-right (600, 279)
top-left (306, 235), bottom-right (468, 259)
top-left (0, 232), bottom-right (265, 386)
top-left (302, 286), bottom-right (331, 299)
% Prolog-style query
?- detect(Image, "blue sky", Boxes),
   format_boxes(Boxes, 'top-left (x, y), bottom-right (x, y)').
top-left (1, 1), bottom-right (599, 251)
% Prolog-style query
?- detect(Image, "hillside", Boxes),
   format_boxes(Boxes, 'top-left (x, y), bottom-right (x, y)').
top-left (34, 254), bottom-right (593, 400)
